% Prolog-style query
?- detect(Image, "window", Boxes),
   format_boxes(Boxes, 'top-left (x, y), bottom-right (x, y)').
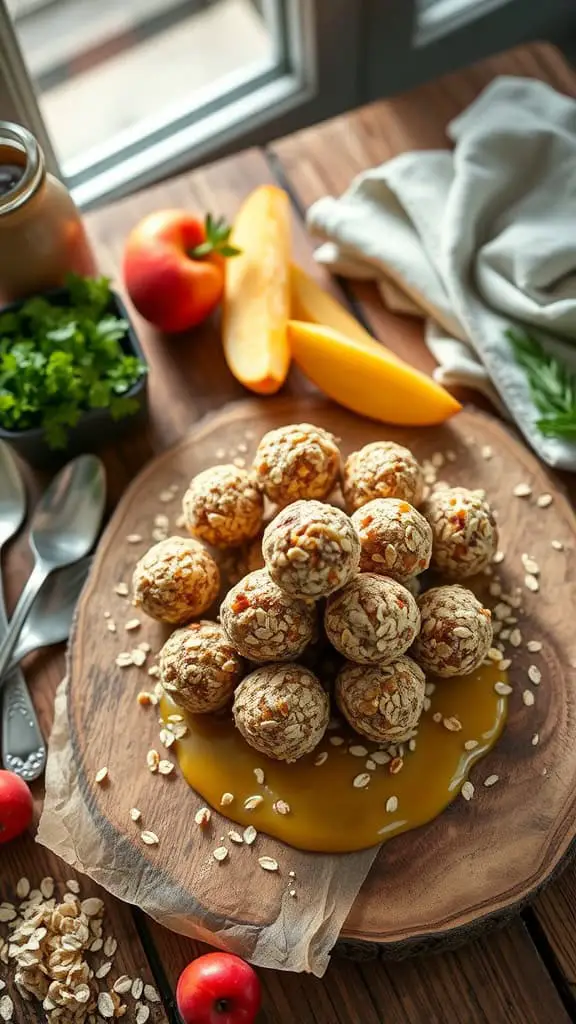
top-left (0, 0), bottom-right (361, 207)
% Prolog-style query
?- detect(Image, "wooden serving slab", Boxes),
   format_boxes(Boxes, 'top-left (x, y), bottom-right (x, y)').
top-left (67, 397), bottom-right (576, 953)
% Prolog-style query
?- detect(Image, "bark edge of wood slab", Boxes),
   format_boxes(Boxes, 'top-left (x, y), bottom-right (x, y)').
top-left (67, 397), bottom-right (576, 953)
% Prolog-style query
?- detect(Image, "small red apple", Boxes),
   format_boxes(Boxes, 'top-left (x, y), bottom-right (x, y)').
top-left (0, 769), bottom-right (33, 843)
top-left (123, 210), bottom-right (240, 333)
top-left (176, 952), bottom-right (261, 1024)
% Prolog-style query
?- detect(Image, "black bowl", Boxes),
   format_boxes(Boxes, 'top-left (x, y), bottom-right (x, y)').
top-left (0, 287), bottom-right (149, 471)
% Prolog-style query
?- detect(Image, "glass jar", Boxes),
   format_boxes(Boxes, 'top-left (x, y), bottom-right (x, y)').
top-left (0, 121), bottom-right (95, 305)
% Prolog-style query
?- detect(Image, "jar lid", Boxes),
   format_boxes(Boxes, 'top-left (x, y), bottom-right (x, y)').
top-left (0, 121), bottom-right (45, 215)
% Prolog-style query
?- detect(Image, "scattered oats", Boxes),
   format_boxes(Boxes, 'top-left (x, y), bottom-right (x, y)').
top-left (158, 760), bottom-right (175, 775)
top-left (537, 493), bottom-right (553, 508)
top-left (253, 768), bottom-right (265, 785)
top-left (195, 807), bottom-right (211, 827)
top-left (499, 658), bottom-right (512, 670)
top-left (523, 689), bottom-right (535, 707)
top-left (408, 739), bottom-right (417, 752)
top-left (464, 739), bottom-right (479, 751)
top-left (313, 752), bottom-right (328, 766)
top-left (104, 609), bottom-right (111, 618)
top-left (147, 749), bottom-right (160, 772)
top-left (132, 978), bottom-right (144, 1000)
top-left (532, 732), bottom-right (540, 746)
top-left (125, 618), bottom-right (141, 631)
top-left (461, 781), bottom-right (475, 801)
top-left (98, 993), bottom-right (115, 1019)
top-left (144, 984), bottom-right (160, 1003)
top-left (127, 533), bottom-right (143, 543)
top-left (432, 712), bottom-right (443, 724)
top-left (258, 857), bottom-right (279, 872)
top-left (159, 729), bottom-right (175, 748)
top-left (115, 652), bottom-right (134, 667)
top-left (140, 830), bottom-right (160, 845)
top-left (132, 648), bottom-right (147, 667)
top-left (138, 641), bottom-right (151, 653)
top-left (353, 773), bottom-right (371, 789)
top-left (487, 647), bottom-right (504, 662)
top-left (551, 540), bottom-right (564, 551)
top-left (365, 758), bottom-right (377, 770)
top-left (40, 876), bottom-right (54, 899)
top-left (289, 889), bottom-right (297, 898)
top-left (213, 847), bottom-right (228, 862)
top-left (521, 554), bottom-right (540, 575)
top-left (349, 745), bottom-right (369, 757)
top-left (243, 825), bottom-right (257, 845)
top-left (528, 665), bottom-right (542, 685)
top-left (135, 1005), bottom-right (150, 1024)
top-left (273, 800), bottom-right (291, 815)
top-left (130, 807), bottom-right (142, 822)
top-left (481, 445), bottom-right (493, 460)
top-left (385, 796), bottom-right (398, 813)
top-left (509, 629), bottom-right (522, 648)
top-left (288, 870), bottom-right (296, 878)
top-left (484, 774), bottom-right (499, 787)
top-left (90, 937), bottom-right (104, 951)
top-left (494, 681), bottom-right (513, 696)
top-left (15, 877), bottom-right (30, 899)
top-left (493, 550), bottom-right (505, 564)
top-left (95, 766), bottom-right (109, 784)
top-left (513, 482), bottom-right (532, 498)
top-left (114, 976), bottom-right (133, 995)
top-left (527, 640), bottom-right (542, 653)
top-left (371, 751), bottom-right (391, 765)
top-left (389, 757), bottom-right (404, 775)
top-left (329, 736), bottom-right (345, 747)
top-left (0, 995), bottom-right (13, 1022)
top-left (0, 907), bottom-right (16, 923)
top-left (228, 830), bottom-right (244, 844)
top-left (114, 582), bottom-right (129, 596)
top-left (244, 795), bottom-right (264, 810)
top-left (107, 620), bottom-right (117, 633)
top-left (148, 665), bottom-right (160, 677)
top-left (96, 961), bottom-right (113, 979)
top-left (220, 792), bottom-right (234, 806)
top-left (159, 489), bottom-right (174, 503)
top-left (443, 716), bottom-right (462, 733)
top-left (524, 575), bottom-right (539, 593)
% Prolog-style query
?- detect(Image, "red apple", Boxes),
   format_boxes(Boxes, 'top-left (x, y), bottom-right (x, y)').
top-left (123, 210), bottom-right (239, 333)
top-left (0, 769), bottom-right (33, 843)
top-left (176, 952), bottom-right (261, 1024)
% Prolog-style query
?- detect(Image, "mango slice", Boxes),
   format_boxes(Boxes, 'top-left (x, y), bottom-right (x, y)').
top-left (287, 320), bottom-right (462, 426)
top-left (223, 186), bottom-right (291, 395)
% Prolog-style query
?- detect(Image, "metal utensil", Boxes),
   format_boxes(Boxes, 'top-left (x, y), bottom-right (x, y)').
top-left (0, 454), bottom-right (106, 685)
top-left (0, 442), bottom-right (45, 780)
top-left (0, 557), bottom-right (91, 685)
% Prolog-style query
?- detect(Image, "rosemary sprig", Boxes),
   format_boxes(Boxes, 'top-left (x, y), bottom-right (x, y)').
top-left (506, 327), bottom-right (576, 440)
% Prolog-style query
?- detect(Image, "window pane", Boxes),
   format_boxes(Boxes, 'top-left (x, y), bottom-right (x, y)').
top-left (415, 0), bottom-right (512, 43)
top-left (9, 0), bottom-right (278, 170)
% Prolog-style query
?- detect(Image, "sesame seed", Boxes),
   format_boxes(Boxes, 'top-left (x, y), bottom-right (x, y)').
top-left (524, 575), bottom-right (539, 593)
top-left (494, 681), bottom-right (513, 695)
top-left (461, 781), bottom-right (475, 801)
top-left (513, 483), bottom-right (532, 498)
top-left (140, 831), bottom-right (159, 845)
top-left (353, 773), bottom-right (371, 788)
top-left (528, 665), bottom-right (542, 685)
top-left (523, 689), bottom-right (535, 706)
top-left (537, 493), bottom-right (553, 508)
top-left (527, 640), bottom-right (542, 652)
top-left (385, 796), bottom-right (398, 813)
top-left (243, 826), bottom-right (257, 845)
top-left (258, 856), bottom-right (279, 872)
top-left (551, 540), bottom-right (564, 551)
top-left (464, 739), bottom-right (479, 751)
top-left (95, 767), bottom-right (109, 784)
top-left (484, 774), bottom-right (499, 787)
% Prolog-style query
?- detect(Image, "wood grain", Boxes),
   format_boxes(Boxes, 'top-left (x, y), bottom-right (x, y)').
top-left (66, 396), bottom-right (576, 950)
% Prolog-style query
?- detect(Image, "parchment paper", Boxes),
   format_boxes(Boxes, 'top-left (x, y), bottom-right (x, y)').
top-left (37, 680), bottom-right (379, 976)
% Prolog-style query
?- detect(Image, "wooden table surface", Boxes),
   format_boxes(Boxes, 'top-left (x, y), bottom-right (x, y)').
top-left (2, 40), bottom-right (576, 1024)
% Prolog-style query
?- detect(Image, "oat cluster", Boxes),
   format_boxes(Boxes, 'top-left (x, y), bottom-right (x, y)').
top-left (336, 656), bottom-right (426, 742)
top-left (182, 464), bottom-right (263, 547)
top-left (253, 423), bottom-right (340, 506)
top-left (351, 498), bottom-right (432, 581)
top-left (423, 486), bottom-right (498, 577)
top-left (325, 574), bottom-right (420, 665)
top-left (342, 441), bottom-right (424, 512)
top-left (220, 568), bottom-right (315, 662)
top-left (232, 663), bottom-right (330, 761)
top-left (159, 621), bottom-right (244, 713)
top-left (412, 585), bottom-right (493, 677)
top-left (262, 500), bottom-right (360, 599)
top-left (132, 535), bottom-right (219, 625)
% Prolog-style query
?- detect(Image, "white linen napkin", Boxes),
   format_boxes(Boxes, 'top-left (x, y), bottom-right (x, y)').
top-left (307, 76), bottom-right (576, 469)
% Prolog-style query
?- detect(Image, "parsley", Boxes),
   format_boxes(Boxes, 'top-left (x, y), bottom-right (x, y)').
top-left (507, 327), bottom-right (576, 440)
top-left (0, 275), bottom-right (147, 449)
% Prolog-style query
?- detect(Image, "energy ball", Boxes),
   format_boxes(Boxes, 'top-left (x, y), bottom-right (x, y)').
top-left (220, 568), bottom-right (316, 662)
top-left (351, 498), bottom-right (432, 582)
top-left (336, 656), bottom-right (426, 743)
top-left (423, 486), bottom-right (498, 577)
top-left (412, 585), bottom-right (493, 678)
top-left (342, 441), bottom-right (424, 513)
top-left (263, 499), bottom-right (361, 599)
top-left (159, 621), bottom-right (244, 713)
top-left (182, 464), bottom-right (263, 548)
top-left (132, 536), bottom-right (219, 624)
top-left (253, 423), bottom-right (340, 506)
top-left (324, 574), bottom-right (420, 664)
top-left (233, 663), bottom-right (329, 761)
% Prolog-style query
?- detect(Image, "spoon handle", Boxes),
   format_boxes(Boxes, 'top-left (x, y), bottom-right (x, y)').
top-left (0, 573), bottom-right (46, 781)
top-left (0, 564), bottom-right (47, 681)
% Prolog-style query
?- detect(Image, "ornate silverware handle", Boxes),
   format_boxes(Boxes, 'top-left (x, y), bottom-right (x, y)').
top-left (0, 585), bottom-right (46, 782)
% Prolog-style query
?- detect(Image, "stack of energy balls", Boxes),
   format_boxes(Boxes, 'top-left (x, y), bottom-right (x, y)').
top-left (132, 424), bottom-right (497, 763)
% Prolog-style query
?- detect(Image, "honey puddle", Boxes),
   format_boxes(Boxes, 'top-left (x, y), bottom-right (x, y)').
top-left (161, 662), bottom-right (507, 853)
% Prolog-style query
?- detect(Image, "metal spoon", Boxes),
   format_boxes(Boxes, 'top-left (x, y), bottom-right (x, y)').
top-left (0, 557), bottom-right (91, 685)
top-left (0, 443), bottom-right (43, 779)
top-left (0, 454), bottom-right (106, 685)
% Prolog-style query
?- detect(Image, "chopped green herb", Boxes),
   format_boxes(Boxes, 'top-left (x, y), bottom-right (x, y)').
top-left (507, 327), bottom-right (576, 441)
top-left (0, 275), bottom-right (146, 449)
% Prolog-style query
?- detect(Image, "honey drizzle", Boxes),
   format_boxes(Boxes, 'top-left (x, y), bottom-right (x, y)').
top-left (161, 661), bottom-right (507, 853)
